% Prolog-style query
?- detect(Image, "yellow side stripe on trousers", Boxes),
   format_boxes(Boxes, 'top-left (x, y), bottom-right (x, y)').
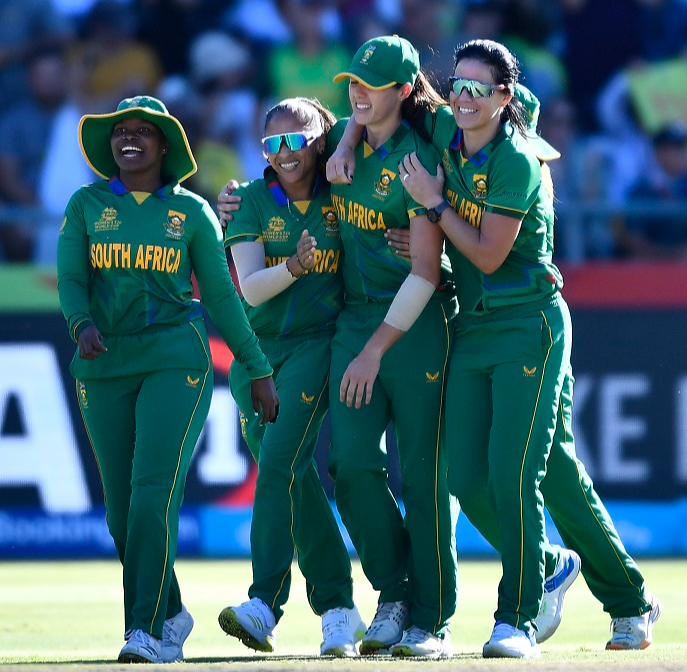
top-left (515, 311), bottom-right (553, 629)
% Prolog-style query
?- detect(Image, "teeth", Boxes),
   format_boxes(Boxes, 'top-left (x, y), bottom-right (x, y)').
top-left (280, 161), bottom-right (299, 169)
top-left (356, 103), bottom-right (371, 110)
top-left (458, 107), bottom-right (476, 114)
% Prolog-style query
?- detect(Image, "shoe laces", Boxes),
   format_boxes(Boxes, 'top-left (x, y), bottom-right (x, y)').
top-left (402, 626), bottom-right (434, 645)
top-left (369, 601), bottom-right (407, 630)
top-left (610, 616), bottom-right (639, 636)
top-left (128, 630), bottom-right (159, 657)
top-left (322, 608), bottom-right (352, 641)
top-left (162, 614), bottom-right (181, 645)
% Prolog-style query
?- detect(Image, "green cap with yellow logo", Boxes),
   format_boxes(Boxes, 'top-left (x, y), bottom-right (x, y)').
top-left (334, 35), bottom-right (419, 90)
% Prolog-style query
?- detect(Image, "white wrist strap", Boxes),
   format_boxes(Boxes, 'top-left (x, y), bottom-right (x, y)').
top-left (384, 273), bottom-right (436, 332)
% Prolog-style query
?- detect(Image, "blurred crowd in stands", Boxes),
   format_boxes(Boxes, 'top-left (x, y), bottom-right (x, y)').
top-left (0, 0), bottom-right (686, 265)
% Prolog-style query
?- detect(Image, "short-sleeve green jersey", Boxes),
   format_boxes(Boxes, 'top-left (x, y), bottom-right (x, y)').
top-left (427, 106), bottom-right (563, 315)
top-left (327, 118), bottom-right (452, 303)
top-left (224, 168), bottom-right (344, 338)
top-left (57, 177), bottom-right (271, 378)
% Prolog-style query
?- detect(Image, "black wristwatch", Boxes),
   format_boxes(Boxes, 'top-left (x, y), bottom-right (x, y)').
top-left (426, 200), bottom-right (450, 223)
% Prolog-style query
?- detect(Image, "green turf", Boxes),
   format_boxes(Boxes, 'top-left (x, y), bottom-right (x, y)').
top-left (0, 558), bottom-right (685, 670)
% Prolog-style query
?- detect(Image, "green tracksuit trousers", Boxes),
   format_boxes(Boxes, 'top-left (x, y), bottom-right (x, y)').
top-left (446, 296), bottom-right (649, 635)
top-left (328, 296), bottom-right (459, 637)
top-left (229, 332), bottom-right (354, 622)
top-left (76, 364), bottom-right (212, 638)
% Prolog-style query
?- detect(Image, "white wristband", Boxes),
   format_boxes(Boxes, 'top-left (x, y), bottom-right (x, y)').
top-left (383, 273), bottom-right (436, 332)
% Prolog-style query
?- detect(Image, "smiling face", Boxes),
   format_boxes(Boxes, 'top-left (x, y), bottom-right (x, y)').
top-left (263, 112), bottom-right (324, 198)
top-left (110, 117), bottom-right (169, 183)
top-left (347, 80), bottom-right (409, 145)
top-left (449, 58), bottom-right (511, 142)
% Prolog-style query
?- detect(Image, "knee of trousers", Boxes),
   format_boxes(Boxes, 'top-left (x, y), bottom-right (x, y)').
top-left (331, 462), bottom-right (382, 504)
top-left (128, 487), bottom-right (180, 527)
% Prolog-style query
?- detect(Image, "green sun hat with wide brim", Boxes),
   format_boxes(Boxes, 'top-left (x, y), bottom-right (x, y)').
top-left (79, 95), bottom-right (197, 182)
top-left (514, 83), bottom-right (560, 162)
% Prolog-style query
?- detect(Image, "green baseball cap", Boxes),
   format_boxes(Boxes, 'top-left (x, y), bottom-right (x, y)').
top-left (514, 84), bottom-right (560, 162)
top-left (333, 35), bottom-right (419, 90)
top-left (79, 95), bottom-right (197, 183)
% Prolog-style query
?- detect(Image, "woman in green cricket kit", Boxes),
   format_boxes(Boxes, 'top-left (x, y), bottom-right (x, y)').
top-left (324, 35), bottom-right (459, 658)
top-left (57, 95), bottom-right (278, 664)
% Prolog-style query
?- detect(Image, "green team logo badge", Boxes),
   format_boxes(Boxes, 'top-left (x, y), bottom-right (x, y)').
top-left (322, 207), bottom-right (339, 233)
top-left (164, 210), bottom-right (186, 239)
top-left (472, 175), bottom-right (488, 200)
top-left (374, 168), bottom-right (396, 198)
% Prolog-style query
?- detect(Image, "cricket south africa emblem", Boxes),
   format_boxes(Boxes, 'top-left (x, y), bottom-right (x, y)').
top-left (374, 168), bottom-right (396, 199)
top-left (322, 207), bottom-right (339, 233)
top-left (164, 210), bottom-right (186, 239)
top-left (360, 44), bottom-right (376, 64)
top-left (472, 175), bottom-right (488, 200)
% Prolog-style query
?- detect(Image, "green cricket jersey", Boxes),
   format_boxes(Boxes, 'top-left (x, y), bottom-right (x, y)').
top-left (57, 177), bottom-right (272, 378)
top-left (224, 168), bottom-right (344, 338)
top-left (327, 118), bottom-right (452, 304)
top-left (427, 106), bottom-right (563, 316)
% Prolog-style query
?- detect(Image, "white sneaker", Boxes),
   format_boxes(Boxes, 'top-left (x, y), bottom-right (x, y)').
top-left (359, 600), bottom-right (409, 655)
top-left (218, 597), bottom-right (276, 652)
top-left (160, 604), bottom-right (194, 662)
top-left (606, 594), bottom-right (661, 650)
top-left (483, 622), bottom-right (541, 658)
top-left (391, 625), bottom-right (453, 658)
top-left (118, 629), bottom-right (163, 663)
top-left (535, 547), bottom-right (582, 643)
top-left (320, 605), bottom-right (367, 657)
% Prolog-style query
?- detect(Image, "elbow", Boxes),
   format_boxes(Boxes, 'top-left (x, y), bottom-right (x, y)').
top-left (474, 251), bottom-right (508, 275)
top-left (477, 260), bottom-right (501, 275)
top-left (240, 288), bottom-right (261, 308)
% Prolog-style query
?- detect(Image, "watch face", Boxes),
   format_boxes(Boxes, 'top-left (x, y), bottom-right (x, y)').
top-left (427, 209), bottom-right (439, 223)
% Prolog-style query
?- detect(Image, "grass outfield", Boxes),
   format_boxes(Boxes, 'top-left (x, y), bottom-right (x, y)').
top-left (0, 558), bottom-right (685, 671)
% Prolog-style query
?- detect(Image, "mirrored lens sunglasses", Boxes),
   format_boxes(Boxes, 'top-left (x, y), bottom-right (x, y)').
top-left (262, 132), bottom-right (316, 155)
top-left (448, 77), bottom-right (508, 98)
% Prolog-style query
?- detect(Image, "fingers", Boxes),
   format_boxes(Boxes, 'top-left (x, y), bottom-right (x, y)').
top-left (340, 374), bottom-right (370, 409)
top-left (385, 228), bottom-right (411, 257)
top-left (326, 157), bottom-right (353, 184)
top-left (296, 229), bottom-right (317, 270)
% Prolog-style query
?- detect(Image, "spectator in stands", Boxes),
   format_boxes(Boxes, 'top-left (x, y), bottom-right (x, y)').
top-left (187, 30), bottom-right (263, 197)
top-left (396, 0), bottom-right (462, 98)
top-left (618, 123), bottom-right (687, 259)
top-left (560, 0), bottom-right (643, 131)
top-left (68, 0), bottom-right (163, 112)
top-left (0, 0), bottom-right (75, 113)
top-left (539, 96), bottom-right (617, 262)
top-left (636, 0), bottom-right (687, 62)
top-left (0, 50), bottom-right (77, 262)
top-left (136, 0), bottom-right (226, 76)
top-left (267, 0), bottom-right (351, 118)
